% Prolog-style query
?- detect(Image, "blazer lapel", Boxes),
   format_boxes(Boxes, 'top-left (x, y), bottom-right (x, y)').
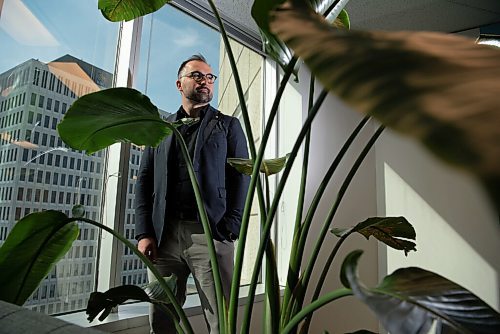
top-left (193, 106), bottom-right (218, 168)
top-left (159, 113), bottom-right (177, 180)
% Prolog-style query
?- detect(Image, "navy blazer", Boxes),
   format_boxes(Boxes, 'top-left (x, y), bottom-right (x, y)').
top-left (134, 105), bottom-right (250, 244)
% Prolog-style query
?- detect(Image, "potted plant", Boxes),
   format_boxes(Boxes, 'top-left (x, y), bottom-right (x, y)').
top-left (1, 0), bottom-right (499, 333)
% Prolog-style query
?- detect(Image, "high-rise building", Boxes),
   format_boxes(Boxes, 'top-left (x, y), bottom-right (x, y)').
top-left (0, 55), bottom-right (114, 314)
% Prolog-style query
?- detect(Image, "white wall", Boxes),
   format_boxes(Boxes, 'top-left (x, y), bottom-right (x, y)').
top-left (294, 63), bottom-right (499, 333)
top-left (299, 67), bottom-right (380, 333)
top-left (376, 129), bottom-right (500, 310)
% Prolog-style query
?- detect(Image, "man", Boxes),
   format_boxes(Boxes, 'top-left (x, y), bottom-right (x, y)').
top-left (134, 54), bottom-right (250, 333)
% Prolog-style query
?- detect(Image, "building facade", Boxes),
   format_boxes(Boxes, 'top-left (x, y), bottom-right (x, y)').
top-left (0, 55), bottom-right (126, 314)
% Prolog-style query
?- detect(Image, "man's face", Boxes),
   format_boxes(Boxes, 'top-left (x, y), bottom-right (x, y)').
top-left (176, 60), bottom-right (214, 104)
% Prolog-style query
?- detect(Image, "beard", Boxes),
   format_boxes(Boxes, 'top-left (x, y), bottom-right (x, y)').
top-left (185, 87), bottom-right (213, 104)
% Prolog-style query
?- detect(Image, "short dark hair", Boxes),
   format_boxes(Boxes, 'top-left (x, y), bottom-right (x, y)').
top-left (177, 54), bottom-right (208, 78)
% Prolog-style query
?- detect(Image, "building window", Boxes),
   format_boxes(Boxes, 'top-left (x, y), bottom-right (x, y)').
top-left (30, 93), bottom-right (37, 106)
top-left (38, 95), bottom-right (45, 108)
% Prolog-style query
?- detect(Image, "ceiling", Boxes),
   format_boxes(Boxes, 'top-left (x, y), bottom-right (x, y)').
top-left (200, 0), bottom-right (500, 38)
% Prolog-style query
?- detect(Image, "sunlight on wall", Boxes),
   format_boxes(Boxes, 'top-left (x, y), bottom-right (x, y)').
top-left (383, 163), bottom-right (499, 310)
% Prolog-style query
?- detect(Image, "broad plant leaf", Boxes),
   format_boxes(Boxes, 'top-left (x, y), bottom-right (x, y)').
top-left (87, 285), bottom-right (151, 321)
top-left (346, 331), bottom-right (377, 334)
top-left (98, 0), bottom-right (170, 22)
top-left (58, 88), bottom-right (175, 154)
top-left (252, 0), bottom-right (292, 73)
top-left (332, 216), bottom-right (416, 255)
top-left (252, 0), bottom-right (349, 75)
top-left (269, 2), bottom-right (500, 209)
top-left (228, 154), bottom-right (289, 176)
top-left (341, 250), bottom-right (500, 334)
top-left (86, 276), bottom-right (177, 322)
top-left (0, 211), bottom-right (78, 305)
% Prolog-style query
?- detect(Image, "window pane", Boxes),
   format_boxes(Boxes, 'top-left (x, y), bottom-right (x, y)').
top-left (0, 0), bottom-right (118, 315)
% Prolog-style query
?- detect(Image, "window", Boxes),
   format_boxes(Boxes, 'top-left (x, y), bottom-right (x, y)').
top-left (30, 93), bottom-right (36, 106)
top-left (38, 95), bottom-right (45, 108)
top-left (1, 1), bottom-right (118, 315)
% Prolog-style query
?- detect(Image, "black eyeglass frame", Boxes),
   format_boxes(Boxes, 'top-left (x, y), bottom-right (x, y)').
top-left (180, 71), bottom-right (218, 84)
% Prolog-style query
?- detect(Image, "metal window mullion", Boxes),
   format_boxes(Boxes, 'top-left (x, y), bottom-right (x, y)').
top-left (97, 18), bottom-right (143, 293)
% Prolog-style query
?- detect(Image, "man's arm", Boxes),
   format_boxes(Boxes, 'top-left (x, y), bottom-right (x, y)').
top-left (222, 117), bottom-right (250, 240)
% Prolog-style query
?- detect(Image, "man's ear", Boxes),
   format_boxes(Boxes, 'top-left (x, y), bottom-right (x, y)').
top-left (176, 80), bottom-right (182, 92)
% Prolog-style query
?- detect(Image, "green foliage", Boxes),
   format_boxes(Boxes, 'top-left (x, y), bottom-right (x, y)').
top-left (87, 285), bottom-right (151, 322)
top-left (2, 1), bottom-right (498, 334)
top-left (98, 0), bottom-right (170, 22)
top-left (332, 216), bottom-right (416, 255)
top-left (87, 276), bottom-right (177, 322)
top-left (143, 275), bottom-right (178, 304)
top-left (57, 88), bottom-right (176, 154)
top-left (268, 2), bottom-right (500, 210)
top-left (0, 211), bottom-right (78, 305)
top-left (227, 154), bottom-right (290, 176)
top-left (251, 0), bottom-right (349, 75)
top-left (341, 250), bottom-right (500, 334)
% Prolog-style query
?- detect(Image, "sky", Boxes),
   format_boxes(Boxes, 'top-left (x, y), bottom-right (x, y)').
top-left (0, 0), bottom-right (221, 113)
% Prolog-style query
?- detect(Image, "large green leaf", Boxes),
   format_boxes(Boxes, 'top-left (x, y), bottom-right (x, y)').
top-left (98, 0), bottom-right (170, 22)
top-left (252, 0), bottom-right (348, 74)
top-left (332, 216), bottom-right (416, 255)
top-left (87, 285), bottom-right (151, 322)
top-left (228, 154), bottom-right (289, 176)
top-left (341, 250), bottom-right (500, 334)
top-left (252, 0), bottom-right (291, 72)
top-left (86, 276), bottom-right (177, 322)
top-left (58, 88), bottom-right (174, 154)
top-left (269, 2), bottom-right (500, 209)
top-left (0, 211), bottom-right (78, 305)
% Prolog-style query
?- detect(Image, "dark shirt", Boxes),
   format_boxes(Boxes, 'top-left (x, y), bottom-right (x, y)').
top-left (168, 105), bottom-right (208, 217)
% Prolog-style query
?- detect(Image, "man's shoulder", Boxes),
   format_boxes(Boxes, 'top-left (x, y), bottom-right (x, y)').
top-left (209, 105), bottom-right (238, 123)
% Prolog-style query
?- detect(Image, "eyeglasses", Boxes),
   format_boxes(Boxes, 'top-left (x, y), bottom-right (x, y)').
top-left (180, 71), bottom-right (217, 84)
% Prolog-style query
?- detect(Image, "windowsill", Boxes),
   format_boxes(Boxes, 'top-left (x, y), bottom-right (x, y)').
top-left (57, 284), bottom-right (265, 332)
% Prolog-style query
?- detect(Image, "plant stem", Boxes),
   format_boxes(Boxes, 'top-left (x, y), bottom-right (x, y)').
top-left (296, 125), bottom-right (385, 313)
top-left (282, 115), bottom-right (370, 324)
top-left (229, 58), bottom-right (298, 333)
top-left (281, 288), bottom-right (352, 334)
top-left (240, 90), bottom-right (328, 334)
top-left (166, 123), bottom-right (226, 332)
top-left (299, 235), bottom-right (348, 334)
top-left (205, 2), bottom-right (270, 332)
top-left (280, 72), bottom-right (315, 328)
top-left (74, 217), bottom-right (193, 334)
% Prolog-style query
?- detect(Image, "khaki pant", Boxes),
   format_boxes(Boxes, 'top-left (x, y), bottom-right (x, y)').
top-left (148, 219), bottom-right (234, 334)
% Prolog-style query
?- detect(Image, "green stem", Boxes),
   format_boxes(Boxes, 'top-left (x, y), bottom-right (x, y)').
top-left (299, 235), bottom-right (348, 334)
top-left (166, 123), bottom-right (226, 332)
top-left (263, 174), bottom-right (280, 334)
top-left (240, 90), bottom-right (328, 334)
top-left (229, 58), bottom-right (298, 334)
top-left (281, 288), bottom-right (352, 334)
top-left (74, 217), bottom-right (193, 334)
top-left (296, 126), bottom-right (386, 313)
top-left (283, 115), bottom-right (371, 324)
top-left (280, 72), bottom-right (315, 328)
top-left (156, 303), bottom-right (186, 334)
top-left (205, 3), bottom-right (269, 332)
